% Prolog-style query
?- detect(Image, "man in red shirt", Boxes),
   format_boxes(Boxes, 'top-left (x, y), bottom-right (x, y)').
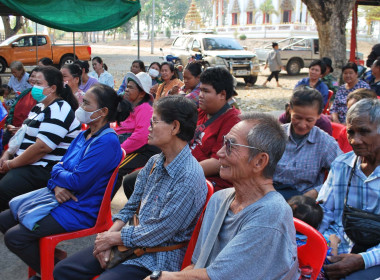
top-left (121, 68), bottom-right (240, 197)
top-left (190, 67), bottom-right (240, 191)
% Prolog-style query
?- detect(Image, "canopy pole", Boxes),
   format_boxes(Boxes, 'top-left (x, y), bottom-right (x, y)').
top-left (35, 22), bottom-right (38, 65)
top-left (73, 32), bottom-right (76, 61)
top-left (137, 11), bottom-right (140, 59)
top-left (151, 0), bottom-right (155, 54)
top-left (349, 3), bottom-right (358, 63)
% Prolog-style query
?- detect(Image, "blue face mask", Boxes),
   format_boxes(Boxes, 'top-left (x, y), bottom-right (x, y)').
top-left (31, 85), bottom-right (49, 102)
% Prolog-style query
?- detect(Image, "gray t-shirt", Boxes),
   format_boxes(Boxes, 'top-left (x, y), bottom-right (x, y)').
top-left (192, 189), bottom-right (299, 280)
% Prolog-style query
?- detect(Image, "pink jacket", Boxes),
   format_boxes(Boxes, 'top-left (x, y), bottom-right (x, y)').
top-left (115, 102), bottom-right (153, 154)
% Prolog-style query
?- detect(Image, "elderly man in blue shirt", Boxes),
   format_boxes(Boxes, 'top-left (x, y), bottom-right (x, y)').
top-left (273, 86), bottom-right (342, 200)
top-left (317, 98), bottom-right (380, 279)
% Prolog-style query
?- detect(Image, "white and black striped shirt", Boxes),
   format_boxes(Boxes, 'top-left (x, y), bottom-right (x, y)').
top-left (16, 99), bottom-right (81, 168)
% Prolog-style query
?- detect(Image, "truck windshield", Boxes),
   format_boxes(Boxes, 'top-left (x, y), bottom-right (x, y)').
top-left (203, 38), bottom-right (244, 51)
top-left (0, 35), bottom-right (21, 46)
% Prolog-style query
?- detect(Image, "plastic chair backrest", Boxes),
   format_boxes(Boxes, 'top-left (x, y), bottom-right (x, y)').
top-left (322, 90), bottom-right (334, 115)
top-left (331, 122), bottom-right (346, 141)
top-left (181, 180), bottom-right (214, 269)
top-left (294, 217), bottom-right (327, 280)
top-left (28, 149), bottom-right (126, 280)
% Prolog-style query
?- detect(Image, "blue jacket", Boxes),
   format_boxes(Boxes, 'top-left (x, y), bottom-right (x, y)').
top-left (47, 125), bottom-right (122, 231)
top-left (295, 77), bottom-right (329, 106)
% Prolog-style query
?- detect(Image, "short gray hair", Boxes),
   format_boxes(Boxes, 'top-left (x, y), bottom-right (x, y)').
top-left (346, 98), bottom-right (380, 133)
top-left (9, 61), bottom-right (25, 72)
top-left (240, 112), bottom-right (286, 178)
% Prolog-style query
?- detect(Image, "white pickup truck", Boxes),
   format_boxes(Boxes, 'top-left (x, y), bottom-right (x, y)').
top-left (255, 37), bottom-right (364, 75)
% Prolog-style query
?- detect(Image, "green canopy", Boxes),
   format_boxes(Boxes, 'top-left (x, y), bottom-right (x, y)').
top-left (0, 0), bottom-right (141, 32)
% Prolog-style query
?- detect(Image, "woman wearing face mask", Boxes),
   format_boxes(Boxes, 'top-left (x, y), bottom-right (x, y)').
top-left (0, 84), bottom-right (132, 277)
top-left (3, 67), bottom-right (39, 148)
top-left (61, 64), bottom-right (85, 105)
top-left (147, 62), bottom-right (162, 98)
top-left (0, 66), bottom-right (81, 212)
top-left (113, 72), bottom-right (160, 197)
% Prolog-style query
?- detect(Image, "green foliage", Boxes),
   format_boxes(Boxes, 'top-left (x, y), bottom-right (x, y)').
top-left (165, 27), bottom-right (171, 38)
top-left (259, 0), bottom-right (278, 16)
top-left (239, 34), bottom-right (247, 40)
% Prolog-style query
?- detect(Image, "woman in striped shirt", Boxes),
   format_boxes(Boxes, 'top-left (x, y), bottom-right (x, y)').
top-left (0, 66), bottom-right (81, 211)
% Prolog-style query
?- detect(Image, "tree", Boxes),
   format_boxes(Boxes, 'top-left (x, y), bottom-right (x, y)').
top-left (301, 0), bottom-right (356, 77)
top-left (1, 16), bottom-right (24, 38)
top-left (259, 0), bottom-right (278, 23)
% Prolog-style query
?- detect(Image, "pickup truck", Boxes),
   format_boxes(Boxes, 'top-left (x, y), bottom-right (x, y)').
top-left (0, 34), bottom-right (91, 73)
top-left (254, 37), bottom-right (364, 75)
top-left (170, 34), bottom-right (260, 85)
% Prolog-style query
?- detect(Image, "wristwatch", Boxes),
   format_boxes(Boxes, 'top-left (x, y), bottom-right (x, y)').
top-left (150, 271), bottom-right (162, 280)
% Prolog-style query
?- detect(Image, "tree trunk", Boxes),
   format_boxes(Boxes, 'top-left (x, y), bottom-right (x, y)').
top-left (301, 0), bottom-right (356, 79)
top-left (82, 32), bottom-right (88, 44)
top-left (1, 16), bottom-right (24, 38)
top-left (102, 30), bottom-right (106, 42)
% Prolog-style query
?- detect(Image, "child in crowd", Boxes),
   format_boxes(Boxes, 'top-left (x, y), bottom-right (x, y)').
top-left (0, 85), bottom-right (17, 111)
top-left (117, 60), bottom-right (146, 95)
top-left (288, 196), bottom-right (340, 279)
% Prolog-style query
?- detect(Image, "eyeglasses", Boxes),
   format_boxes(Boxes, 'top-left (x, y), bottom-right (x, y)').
top-left (223, 136), bottom-right (264, 156)
top-left (150, 118), bottom-right (165, 127)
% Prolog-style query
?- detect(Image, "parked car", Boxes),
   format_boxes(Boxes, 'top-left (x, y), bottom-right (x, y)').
top-left (170, 33), bottom-right (260, 85)
top-left (255, 37), bottom-right (364, 75)
top-left (0, 34), bottom-right (91, 73)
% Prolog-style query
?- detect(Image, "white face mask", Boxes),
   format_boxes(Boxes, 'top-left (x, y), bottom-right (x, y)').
top-left (75, 107), bottom-right (102, 124)
top-left (149, 68), bottom-right (160, 78)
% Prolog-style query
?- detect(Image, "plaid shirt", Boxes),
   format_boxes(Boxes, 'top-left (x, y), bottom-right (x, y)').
top-left (273, 124), bottom-right (342, 193)
top-left (113, 145), bottom-right (207, 272)
top-left (318, 152), bottom-right (380, 269)
top-left (183, 83), bottom-right (201, 107)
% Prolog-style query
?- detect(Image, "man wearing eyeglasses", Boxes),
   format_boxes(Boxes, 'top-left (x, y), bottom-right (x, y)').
top-left (145, 113), bottom-right (300, 280)
top-left (317, 98), bottom-right (380, 279)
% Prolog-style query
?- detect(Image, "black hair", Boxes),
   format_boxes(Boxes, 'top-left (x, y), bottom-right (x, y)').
top-left (272, 42), bottom-right (278, 48)
top-left (288, 196), bottom-right (323, 229)
top-left (38, 57), bottom-right (53, 66)
top-left (366, 43), bottom-right (380, 67)
top-left (149, 62), bottom-right (161, 70)
top-left (185, 61), bottom-right (204, 77)
top-left (132, 60), bottom-right (145, 72)
top-left (0, 84), bottom-right (11, 96)
top-left (342, 62), bottom-right (358, 74)
top-left (309, 59), bottom-right (326, 75)
top-left (154, 95), bottom-right (198, 142)
top-left (36, 66), bottom-right (79, 111)
top-left (88, 84), bottom-right (133, 124)
top-left (62, 63), bottom-right (82, 86)
top-left (161, 62), bottom-right (178, 80)
top-left (200, 67), bottom-right (234, 100)
top-left (74, 60), bottom-right (90, 73)
top-left (291, 86), bottom-right (324, 114)
top-left (92, 56), bottom-right (108, 71)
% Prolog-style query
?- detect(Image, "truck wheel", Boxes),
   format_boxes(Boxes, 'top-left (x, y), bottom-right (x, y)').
top-left (244, 75), bottom-right (258, 85)
top-left (0, 58), bottom-right (6, 73)
top-left (60, 56), bottom-right (75, 67)
top-left (286, 59), bottom-right (302, 75)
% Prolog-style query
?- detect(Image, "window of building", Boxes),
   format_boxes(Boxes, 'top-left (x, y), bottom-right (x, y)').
top-left (283, 10), bottom-right (291, 23)
top-left (232, 13), bottom-right (238, 25)
top-left (247, 12), bottom-right (253, 24)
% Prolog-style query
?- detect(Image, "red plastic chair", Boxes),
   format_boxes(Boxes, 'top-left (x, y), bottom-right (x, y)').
top-left (28, 149), bottom-right (126, 280)
top-left (322, 90), bottom-right (334, 115)
top-left (181, 180), bottom-right (214, 269)
top-left (294, 217), bottom-right (328, 280)
top-left (331, 122), bottom-right (346, 141)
